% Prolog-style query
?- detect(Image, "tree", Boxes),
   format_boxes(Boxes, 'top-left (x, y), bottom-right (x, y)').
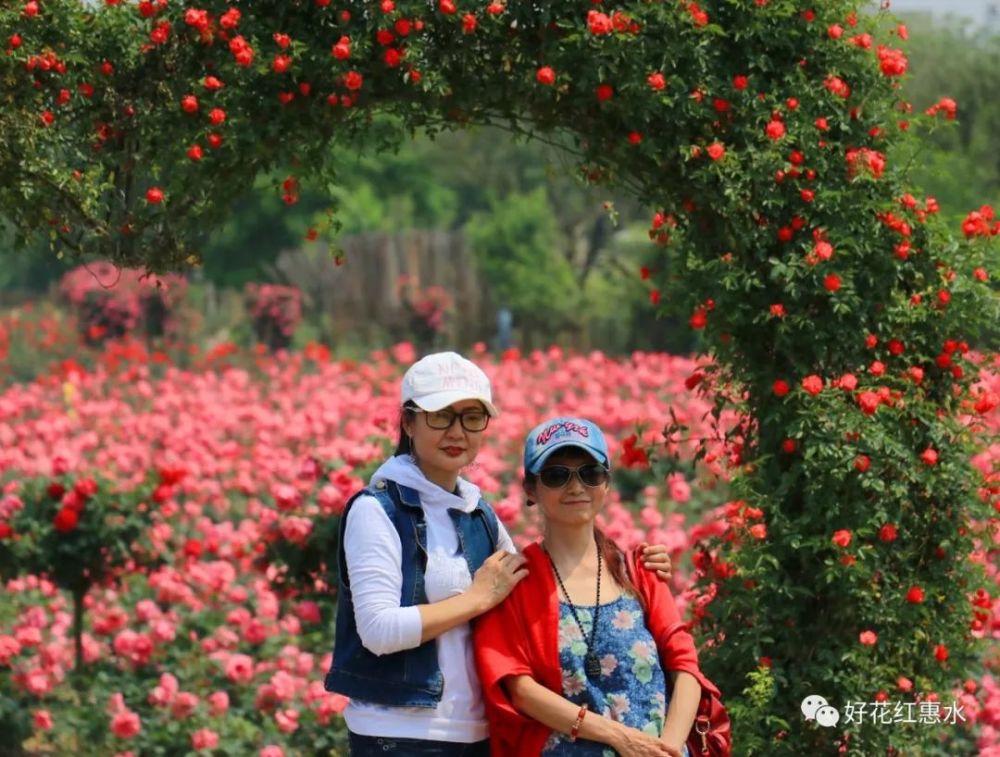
top-left (1, 1), bottom-right (996, 752)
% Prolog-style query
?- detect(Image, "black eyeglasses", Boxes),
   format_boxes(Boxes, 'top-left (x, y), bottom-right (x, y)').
top-left (538, 464), bottom-right (610, 489)
top-left (412, 408), bottom-right (490, 432)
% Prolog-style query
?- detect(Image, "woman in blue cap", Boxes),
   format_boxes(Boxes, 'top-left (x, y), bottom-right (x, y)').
top-left (324, 356), bottom-right (675, 756)
top-left (475, 417), bottom-right (723, 757)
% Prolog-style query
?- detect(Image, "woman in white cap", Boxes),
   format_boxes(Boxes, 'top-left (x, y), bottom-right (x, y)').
top-left (474, 417), bottom-right (727, 757)
top-left (324, 354), bottom-right (674, 756)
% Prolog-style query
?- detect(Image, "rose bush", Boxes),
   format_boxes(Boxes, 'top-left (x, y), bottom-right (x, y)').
top-left (0, 341), bottom-right (996, 755)
top-left (244, 283), bottom-right (303, 352)
top-left (0, 341), bottom-right (749, 755)
top-left (0, 0), bottom-right (998, 752)
top-left (58, 262), bottom-right (187, 345)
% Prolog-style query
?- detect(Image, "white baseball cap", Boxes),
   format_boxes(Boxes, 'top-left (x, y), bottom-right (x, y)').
top-left (400, 352), bottom-right (499, 417)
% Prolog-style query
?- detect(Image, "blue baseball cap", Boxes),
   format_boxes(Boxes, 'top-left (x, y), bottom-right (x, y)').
top-left (523, 417), bottom-right (610, 474)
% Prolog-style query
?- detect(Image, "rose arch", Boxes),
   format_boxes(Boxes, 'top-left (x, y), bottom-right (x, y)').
top-left (1, 0), bottom-right (997, 752)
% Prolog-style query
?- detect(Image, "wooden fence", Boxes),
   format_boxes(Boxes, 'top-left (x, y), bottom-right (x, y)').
top-left (271, 230), bottom-right (497, 349)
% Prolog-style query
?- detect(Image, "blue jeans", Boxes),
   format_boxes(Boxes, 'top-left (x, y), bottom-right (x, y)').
top-left (348, 732), bottom-right (490, 756)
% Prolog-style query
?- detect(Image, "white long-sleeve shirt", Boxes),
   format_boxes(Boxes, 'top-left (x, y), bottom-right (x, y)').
top-left (342, 455), bottom-right (516, 743)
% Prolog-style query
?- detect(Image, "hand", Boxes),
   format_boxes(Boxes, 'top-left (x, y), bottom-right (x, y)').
top-left (610, 726), bottom-right (676, 757)
top-left (640, 542), bottom-right (673, 581)
top-left (468, 550), bottom-right (527, 611)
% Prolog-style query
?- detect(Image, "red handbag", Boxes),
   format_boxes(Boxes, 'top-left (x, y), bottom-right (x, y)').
top-left (685, 685), bottom-right (732, 757)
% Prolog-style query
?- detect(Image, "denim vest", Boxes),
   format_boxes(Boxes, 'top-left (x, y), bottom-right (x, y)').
top-left (323, 479), bottom-right (501, 707)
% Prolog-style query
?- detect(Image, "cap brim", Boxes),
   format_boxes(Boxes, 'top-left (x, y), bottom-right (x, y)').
top-left (411, 391), bottom-right (499, 418)
top-left (527, 441), bottom-right (608, 473)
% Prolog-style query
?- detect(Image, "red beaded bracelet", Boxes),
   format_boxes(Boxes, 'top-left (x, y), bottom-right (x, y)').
top-left (569, 704), bottom-right (588, 742)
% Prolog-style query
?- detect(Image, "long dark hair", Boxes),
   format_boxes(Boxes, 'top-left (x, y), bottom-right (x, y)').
top-left (393, 403), bottom-right (417, 456)
top-left (524, 470), bottom-right (646, 611)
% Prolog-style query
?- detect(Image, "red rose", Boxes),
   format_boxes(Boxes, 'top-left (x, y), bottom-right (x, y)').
top-left (854, 455), bottom-right (870, 473)
top-left (801, 375), bottom-right (823, 396)
top-left (0, 522), bottom-right (12, 539)
top-left (74, 477), bottom-right (97, 499)
top-left (439, 0), bottom-right (457, 14)
top-left (765, 119), bottom-right (785, 140)
top-left (331, 36), bottom-right (351, 60)
top-left (769, 304), bottom-right (785, 318)
top-left (733, 74), bottom-right (748, 90)
top-left (535, 66), bottom-right (555, 86)
top-left (772, 379), bottom-right (790, 397)
top-left (823, 273), bottom-right (841, 292)
top-left (868, 360), bottom-right (885, 376)
top-left (219, 7), bottom-right (240, 28)
top-left (707, 142), bottom-right (725, 161)
top-left (203, 76), bottom-right (224, 91)
top-left (934, 644), bottom-right (949, 662)
top-left (145, 187), bottom-right (164, 204)
top-left (689, 309), bottom-right (707, 329)
top-left (272, 55), bottom-right (292, 73)
top-left (859, 630), bottom-right (877, 646)
top-left (462, 13), bottom-right (476, 33)
top-left (344, 71), bottom-right (363, 91)
top-left (384, 48), bottom-right (402, 67)
top-left (207, 133), bottom-right (223, 149)
top-left (587, 10), bottom-right (613, 34)
top-left (647, 72), bottom-right (666, 91)
top-left (838, 373), bottom-right (858, 391)
top-left (648, 289), bottom-right (660, 305)
top-left (920, 447), bottom-right (938, 466)
top-left (187, 144), bottom-right (203, 161)
top-left (684, 372), bottom-right (704, 391)
top-left (832, 529), bottom-right (852, 548)
top-left (857, 391), bottom-right (880, 415)
top-left (181, 95), bottom-right (199, 113)
top-left (208, 108), bottom-right (226, 125)
top-left (749, 524), bottom-right (767, 540)
top-left (879, 523), bottom-right (897, 542)
top-left (781, 438), bottom-right (797, 454)
top-left (61, 489), bottom-right (84, 512)
top-left (905, 586), bottom-right (925, 604)
top-left (595, 84), bottom-right (613, 102)
top-left (486, 2), bottom-right (504, 14)
top-left (53, 507), bottom-right (79, 533)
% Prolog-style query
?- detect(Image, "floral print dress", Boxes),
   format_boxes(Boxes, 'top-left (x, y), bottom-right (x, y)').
top-left (542, 594), bottom-right (689, 756)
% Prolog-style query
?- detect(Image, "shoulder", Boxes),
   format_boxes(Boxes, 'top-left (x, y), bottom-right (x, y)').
top-left (343, 492), bottom-right (398, 540)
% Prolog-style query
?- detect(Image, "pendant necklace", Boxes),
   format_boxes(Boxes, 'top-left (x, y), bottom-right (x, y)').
top-left (543, 539), bottom-right (602, 681)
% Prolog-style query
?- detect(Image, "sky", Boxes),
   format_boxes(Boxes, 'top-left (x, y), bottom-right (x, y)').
top-left (882, 0), bottom-right (999, 23)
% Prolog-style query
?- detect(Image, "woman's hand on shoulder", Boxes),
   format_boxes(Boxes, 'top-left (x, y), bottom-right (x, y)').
top-left (639, 542), bottom-right (673, 581)
top-left (468, 549), bottom-right (528, 612)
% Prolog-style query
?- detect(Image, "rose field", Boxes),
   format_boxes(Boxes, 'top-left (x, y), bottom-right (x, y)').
top-left (0, 306), bottom-right (997, 756)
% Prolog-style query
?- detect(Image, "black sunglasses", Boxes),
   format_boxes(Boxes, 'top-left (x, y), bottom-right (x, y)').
top-left (538, 463), bottom-right (610, 489)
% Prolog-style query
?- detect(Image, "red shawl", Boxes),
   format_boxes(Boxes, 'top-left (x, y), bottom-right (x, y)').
top-left (473, 542), bottom-right (719, 756)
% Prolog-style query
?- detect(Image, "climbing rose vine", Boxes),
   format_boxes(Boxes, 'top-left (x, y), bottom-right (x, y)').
top-left (1, 0), bottom-right (997, 753)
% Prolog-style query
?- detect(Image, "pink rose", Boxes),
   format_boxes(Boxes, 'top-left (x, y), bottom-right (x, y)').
top-left (110, 709), bottom-right (142, 739)
top-left (191, 728), bottom-right (220, 751)
top-left (33, 709), bottom-right (54, 730)
top-left (666, 473), bottom-right (691, 503)
top-left (208, 690), bottom-right (230, 716)
top-left (225, 653), bottom-right (255, 684)
top-left (275, 708), bottom-right (299, 733)
top-left (170, 691), bottom-right (199, 719)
